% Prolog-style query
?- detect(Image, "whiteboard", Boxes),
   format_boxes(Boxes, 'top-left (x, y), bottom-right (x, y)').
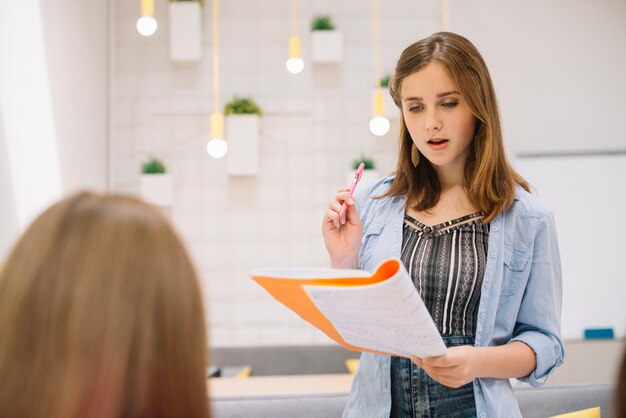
top-left (513, 153), bottom-right (626, 341)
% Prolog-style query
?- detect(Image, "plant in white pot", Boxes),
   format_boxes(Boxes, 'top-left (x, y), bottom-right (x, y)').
top-left (348, 156), bottom-right (379, 188)
top-left (225, 96), bottom-right (262, 176)
top-left (168, 0), bottom-right (204, 61)
top-left (311, 15), bottom-right (343, 63)
top-left (140, 157), bottom-right (172, 207)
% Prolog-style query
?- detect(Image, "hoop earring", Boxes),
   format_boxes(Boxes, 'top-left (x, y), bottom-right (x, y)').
top-left (411, 144), bottom-right (420, 167)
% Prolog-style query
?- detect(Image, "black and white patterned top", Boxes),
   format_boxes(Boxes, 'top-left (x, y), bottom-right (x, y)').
top-left (401, 212), bottom-right (489, 337)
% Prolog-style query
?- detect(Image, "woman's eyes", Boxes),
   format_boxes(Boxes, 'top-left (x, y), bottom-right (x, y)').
top-left (408, 101), bottom-right (458, 112)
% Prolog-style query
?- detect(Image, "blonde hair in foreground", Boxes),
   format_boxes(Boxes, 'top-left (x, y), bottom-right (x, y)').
top-left (384, 32), bottom-right (529, 222)
top-left (0, 192), bottom-right (210, 418)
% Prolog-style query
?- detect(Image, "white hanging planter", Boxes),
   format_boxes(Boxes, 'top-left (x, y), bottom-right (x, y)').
top-left (311, 30), bottom-right (343, 63)
top-left (168, 2), bottom-right (203, 61)
top-left (140, 173), bottom-right (172, 207)
top-left (346, 169), bottom-right (379, 190)
top-left (226, 114), bottom-right (260, 176)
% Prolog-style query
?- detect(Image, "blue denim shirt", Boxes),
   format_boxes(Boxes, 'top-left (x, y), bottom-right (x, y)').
top-left (343, 176), bottom-right (564, 418)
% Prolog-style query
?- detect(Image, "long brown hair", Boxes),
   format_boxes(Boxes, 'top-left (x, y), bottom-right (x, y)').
top-left (384, 32), bottom-right (529, 222)
top-left (0, 192), bottom-right (210, 418)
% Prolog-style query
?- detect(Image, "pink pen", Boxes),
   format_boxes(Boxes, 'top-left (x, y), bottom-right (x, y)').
top-left (340, 162), bottom-right (365, 219)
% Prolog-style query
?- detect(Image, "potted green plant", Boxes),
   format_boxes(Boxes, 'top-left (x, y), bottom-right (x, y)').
top-left (352, 156), bottom-right (375, 171)
top-left (224, 96), bottom-right (262, 116)
top-left (168, 0), bottom-right (204, 61)
top-left (311, 14), bottom-right (343, 63)
top-left (224, 96), bottom-right (263, 176)
top-left (311, 15), bottom-right (335, 31)
top-left (140, 157), bottom-right (172, 206)
top-left (348, 155), bottom-right (379, 188)
top-left (141, 157), bottom-right (166, 174)
top-left (379, 74), bottom-right (391, 88)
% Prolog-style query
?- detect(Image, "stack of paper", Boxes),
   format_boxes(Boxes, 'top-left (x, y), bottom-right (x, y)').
top-left (249, 259), bottom-right (446, 358)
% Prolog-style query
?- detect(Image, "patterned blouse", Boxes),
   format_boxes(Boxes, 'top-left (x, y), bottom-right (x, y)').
top-left (400, 212), bottom-right (489, 337)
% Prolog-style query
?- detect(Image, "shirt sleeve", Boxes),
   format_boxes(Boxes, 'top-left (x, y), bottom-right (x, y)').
top-left (510, 211), bottom-right (565, 387)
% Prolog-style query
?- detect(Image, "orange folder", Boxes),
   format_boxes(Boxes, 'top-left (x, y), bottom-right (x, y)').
top-left (249, 259), bottom-right (446, 358)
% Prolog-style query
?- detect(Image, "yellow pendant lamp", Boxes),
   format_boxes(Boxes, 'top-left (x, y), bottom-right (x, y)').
top-left (286, 0), bottom-right (303, 74)
top-left (207, 0), bottom-right (227, 158)
top-left (136, 0), bottom-right (157, 37)
top-left (369, 0), bottom-right (390, 136)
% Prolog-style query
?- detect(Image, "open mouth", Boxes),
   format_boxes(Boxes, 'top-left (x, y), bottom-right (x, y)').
top-left (426, 138), bottom-right (449, 151)
top-left (427, 138), bottom-right (448, 145)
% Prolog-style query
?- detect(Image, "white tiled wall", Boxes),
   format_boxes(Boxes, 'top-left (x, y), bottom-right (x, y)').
top-left (109, 0), bottom-right (626, 347)
top-left (110, 0), bottom-right (440, 347)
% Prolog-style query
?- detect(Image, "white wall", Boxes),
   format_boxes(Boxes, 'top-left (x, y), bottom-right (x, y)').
top-left (39, 0), bottom-right (108, 193)
top-left (0, 0), bottom-right (108, 260)
top-left (450, 0), bottom-right (626, 154)
top-left (0, 109), bottom-right (20, 259)
top-left (516, 154), bottom-right (626, 340)
top-left (0, 0), bottom-right (63, 254)
top-left (108, 0), bottom-right (626, 348)
top-left (110, 0), bottom-right (425, 347)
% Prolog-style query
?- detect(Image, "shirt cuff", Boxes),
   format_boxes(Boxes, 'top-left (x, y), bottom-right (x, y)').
top-left (511, 331), bottom-right (564, 388)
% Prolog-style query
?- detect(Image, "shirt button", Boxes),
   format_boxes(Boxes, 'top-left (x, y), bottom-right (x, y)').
top-left (480, 413), bottom-right (487, 418)
top-left (493, 225), bottom-right (500, 232)
top-left (479, 312), bottom-right (485, 320)
top-left (484, 282), bottom-right (491, 290)
top-left (490, 251), bottom-right (496, 258)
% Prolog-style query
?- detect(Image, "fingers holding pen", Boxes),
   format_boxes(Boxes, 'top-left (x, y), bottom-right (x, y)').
top-left (325, 201), bottom-right (348, 228)
top-left (321, 184), bottom-right (363, 270)
top-left (337, 191), bottom-right (356, 226)
top-left (323, 190), bottom-right (356, 228)
top-left (325, 208), bottom-right (341, 229)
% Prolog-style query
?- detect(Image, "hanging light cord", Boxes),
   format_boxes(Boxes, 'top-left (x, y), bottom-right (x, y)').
top-left (441, 0), bottom-right (448, 31)
top-left (291, 0), bottom-right (297, 36)
top-left (373, 0), bottom-right (382, 89)
top-left (140, 0), bottom-right (153, 17)
top-left (212, 0), bottom-right (220, 112)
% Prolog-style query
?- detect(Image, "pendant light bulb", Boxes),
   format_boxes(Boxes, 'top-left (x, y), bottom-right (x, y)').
top-left (369, 1), bottom-right (389, 136)
top-left (286, 36), bottom-right (303, 74)
top-left (369, 89), bottom-right (390, 136)
top-left (286, 58), bottom-right (304, 74)
top-left (206, 138), bottom-right (228, 158)
top-left (136, 16), bottom-right (157, 36)
top-left (207, 112), bottom-right (227, 158)
top-left (137, 0), bottom-right (157, 36)
top-left (369, 115), bottom-right (390, 136)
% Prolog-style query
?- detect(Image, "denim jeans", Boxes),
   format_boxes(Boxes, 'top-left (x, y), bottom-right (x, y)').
top-left (390, 335), bottom-right (477, 418)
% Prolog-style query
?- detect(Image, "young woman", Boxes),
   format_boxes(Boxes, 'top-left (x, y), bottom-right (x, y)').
top-left (322, 32), bottom-right (563, 418)
top-left (0, 192), bottom-right (211, 418)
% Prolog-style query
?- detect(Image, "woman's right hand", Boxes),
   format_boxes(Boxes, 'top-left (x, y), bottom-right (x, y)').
top-left (321, 188), bottom-right (362, 269)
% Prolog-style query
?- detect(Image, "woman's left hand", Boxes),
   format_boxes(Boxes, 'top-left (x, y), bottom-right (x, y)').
top-left (411, 345), bottom-right (478, 388)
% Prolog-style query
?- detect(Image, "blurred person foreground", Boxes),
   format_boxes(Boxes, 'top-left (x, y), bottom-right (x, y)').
top-left (0, 191), bottom-right (210, 418)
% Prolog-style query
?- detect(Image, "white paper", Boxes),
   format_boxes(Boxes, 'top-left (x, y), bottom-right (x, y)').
top-left (249, 267), bottom-right (369, 279)
top-left (303, 263), bottom-right (446, 358)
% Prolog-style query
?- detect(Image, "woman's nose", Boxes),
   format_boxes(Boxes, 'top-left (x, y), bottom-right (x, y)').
top-left (424, 109), bottom-right (442, 132)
